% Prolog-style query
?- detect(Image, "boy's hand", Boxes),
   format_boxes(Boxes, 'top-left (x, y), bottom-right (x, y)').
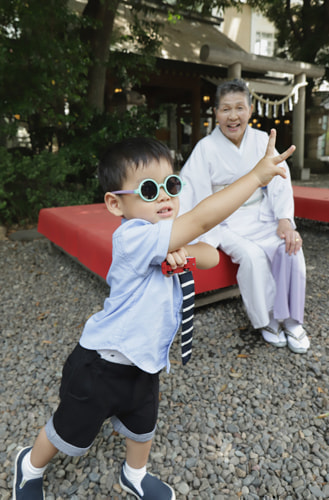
top-left (165, 247), bottom-right (188, 270)
top-left (253, 129), bottom-right (296, 187)
top-left (162, 256), bottom-right (196, 275)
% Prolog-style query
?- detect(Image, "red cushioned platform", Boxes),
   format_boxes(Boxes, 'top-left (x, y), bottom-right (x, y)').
top-left (293, 186), bottom-right (329, 222)
top-left (38, 187), bottom-right (329, 297)
top-left (38, 204), bottom-right (238, 294)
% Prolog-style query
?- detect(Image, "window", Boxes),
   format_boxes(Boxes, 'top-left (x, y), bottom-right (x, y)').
top-left (254, 31), bottom-right (276, 57)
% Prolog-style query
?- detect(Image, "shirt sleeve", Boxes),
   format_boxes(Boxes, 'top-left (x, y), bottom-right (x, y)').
top-left (113, 219), bottom-right (173, 278)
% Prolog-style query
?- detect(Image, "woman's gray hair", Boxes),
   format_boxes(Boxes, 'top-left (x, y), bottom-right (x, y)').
top-left (215, 79), bottom-right (252, 109)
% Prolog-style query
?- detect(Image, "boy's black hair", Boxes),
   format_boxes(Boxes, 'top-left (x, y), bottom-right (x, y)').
top-left (98, 137), bottom-right (174, 193)
top-left (215, 78), bottom-right (252, 109)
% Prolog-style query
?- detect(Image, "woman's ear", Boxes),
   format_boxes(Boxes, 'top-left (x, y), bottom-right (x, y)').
top-left (249, 103), bottom-right (254, 119)
top-left (104, 192), bottom-right (124, 216)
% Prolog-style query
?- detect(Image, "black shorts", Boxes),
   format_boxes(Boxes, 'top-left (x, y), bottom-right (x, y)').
top-left (46, 344), bottom-right (160, 456)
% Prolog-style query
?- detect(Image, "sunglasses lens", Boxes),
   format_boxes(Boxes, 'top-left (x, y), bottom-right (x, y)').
top-left (166, 176), bottom-right (182, 196)
top-left (140, 180), bottom-right (158, 200)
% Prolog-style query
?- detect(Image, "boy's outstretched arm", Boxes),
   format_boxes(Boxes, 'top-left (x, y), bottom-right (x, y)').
top-left (169, 129), bottom-right (295, 252)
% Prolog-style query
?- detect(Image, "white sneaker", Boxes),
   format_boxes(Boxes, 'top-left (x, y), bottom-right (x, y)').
top-left (261, 325), bottom-right (287, 347)
top-left (283, 325), bottom-right (310, 354)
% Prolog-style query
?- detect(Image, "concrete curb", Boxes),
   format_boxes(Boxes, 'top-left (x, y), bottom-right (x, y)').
top-left (8, 227), bottom-right (45, 241)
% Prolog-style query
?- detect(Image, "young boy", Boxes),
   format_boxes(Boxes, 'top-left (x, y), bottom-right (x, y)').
top-left (13, 130), bottom-right (294, 500)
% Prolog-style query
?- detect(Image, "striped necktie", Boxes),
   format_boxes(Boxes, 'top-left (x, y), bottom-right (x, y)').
top-left (178, 270), bottom-right (195, 365)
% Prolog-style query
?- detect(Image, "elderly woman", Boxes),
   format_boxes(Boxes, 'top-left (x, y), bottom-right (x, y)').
top-left (179, 78), bottom-right (309, 354)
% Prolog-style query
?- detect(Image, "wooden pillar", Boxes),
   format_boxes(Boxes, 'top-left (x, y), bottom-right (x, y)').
top-left (169, 104), bottom-right (177, 151)
top-left (177, 104), bottom-right (182, 153)
top-left (228, 62), bottom-right (242, 79)
top-left (191, 82), bottom-right (201, 146)
top-left (292, 73), bottom-right (309, 180)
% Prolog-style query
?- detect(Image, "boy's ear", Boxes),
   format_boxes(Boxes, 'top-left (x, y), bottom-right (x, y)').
top-left (104, 192), bottom-right (124, 216)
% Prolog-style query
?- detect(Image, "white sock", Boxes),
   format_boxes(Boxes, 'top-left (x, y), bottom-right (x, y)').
top-left (21, 450), bottom-right (47, 481)
top-left (123, 461), bottom-right (147, 496)
top-left (264, 313), bottom-right (279, 332)
top-left (284, 318), bottom-right (303, 333)
top-left (268, 317), bottom-right (279, 331)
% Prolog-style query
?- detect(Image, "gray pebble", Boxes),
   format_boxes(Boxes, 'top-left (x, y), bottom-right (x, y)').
top-left (2, 216), bottom-right (329, 498)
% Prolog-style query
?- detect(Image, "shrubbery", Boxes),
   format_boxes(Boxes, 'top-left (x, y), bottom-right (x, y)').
top-left (0, 2), bottom-right (168, 228)
top-left (0, 106), bottom-right (158, 226)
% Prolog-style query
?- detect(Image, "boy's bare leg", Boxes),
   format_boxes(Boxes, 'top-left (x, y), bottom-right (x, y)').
top-left (125, 437), bottom-right (152, 468)
top-left (30, 426), bottom-right (58, 468)
top-left (122, 438), bottom-right (175, 498)
top-left (30, 431), bottom-right (150, 469)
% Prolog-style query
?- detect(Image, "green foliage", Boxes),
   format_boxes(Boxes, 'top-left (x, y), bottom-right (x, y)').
top-left (0, 1), bottom-right (160, 226)
top-left (64, 106), bottom-right (160, 166)
top-left (0, 0), bottom-right (92, 152)
top-left (0, 106), bottom-right (159, 226)
top-left (247, 0), bottom-right (329, 70)
top-left (166, 0), bottom-right (243, 16)
top-left (0, 0), bottom-right (251, 226)
top-left (0, 146), bottom-right (97, 225)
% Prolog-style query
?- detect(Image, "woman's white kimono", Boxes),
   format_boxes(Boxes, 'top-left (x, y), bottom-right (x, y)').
top-left (179, 126), bottom-right (306, 329)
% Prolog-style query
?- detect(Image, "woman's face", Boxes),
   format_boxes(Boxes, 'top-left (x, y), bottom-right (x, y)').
top-left (214, 91), bottom-right (253, 147)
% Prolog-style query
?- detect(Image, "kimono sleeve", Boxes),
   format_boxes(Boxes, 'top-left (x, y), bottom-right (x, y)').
top-left (179, 138), bottom-right (214, 216)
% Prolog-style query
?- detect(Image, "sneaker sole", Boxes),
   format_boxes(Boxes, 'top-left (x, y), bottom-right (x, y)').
top-left (119, 476), bottom-right (140, 499)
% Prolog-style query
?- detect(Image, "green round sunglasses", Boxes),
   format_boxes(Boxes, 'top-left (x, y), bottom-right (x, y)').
top-left (111, 174), bottom-right (185, 202)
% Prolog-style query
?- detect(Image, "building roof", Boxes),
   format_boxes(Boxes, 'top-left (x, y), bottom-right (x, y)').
top-left (200, 44), bottom-right (325, 80)
top-left (113, 3), bottom-right (244, 65)
top-left (71, 1), bottom-right (325, 88)
top-left (71, 0), bottom-right (245, 63)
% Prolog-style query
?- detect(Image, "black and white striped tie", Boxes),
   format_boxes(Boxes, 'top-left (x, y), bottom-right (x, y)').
top-left (178, 270), bottom-right (195, 365)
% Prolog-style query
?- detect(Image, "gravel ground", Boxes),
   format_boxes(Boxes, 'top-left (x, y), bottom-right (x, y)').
top-left (1, 215), bottom-right (329, 500)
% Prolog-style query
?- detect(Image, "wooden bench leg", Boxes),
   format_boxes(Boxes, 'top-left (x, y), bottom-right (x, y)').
top-left (195, 285), bottom-right (240, 308)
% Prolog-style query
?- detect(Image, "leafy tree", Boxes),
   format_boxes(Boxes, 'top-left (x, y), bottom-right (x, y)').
top-left (75, 0), bottom-right (245, 112)
top-left (81, 0), bottom-right (165, 111)
top-left (0, 0), bottom-right (263, 225)
top-left (247, 0), bottom-right (329, 81)
top-left (0, 0), bottom-right (164, 224)
top-left (0, 0), bottom-right (245, 147)
top-left (81, 0), bottom-right (120, 112)
top-left (0, 0), bottom-right (91, 152)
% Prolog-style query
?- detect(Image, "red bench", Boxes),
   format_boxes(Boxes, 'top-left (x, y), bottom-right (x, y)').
top-left (37, 203), bottom-right (239, 306)
top-left (37, 186), bottom-right (329, 306)
top-left (292, 186), bottom-right (329, 222)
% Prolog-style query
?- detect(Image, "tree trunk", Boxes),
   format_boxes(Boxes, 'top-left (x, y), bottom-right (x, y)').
top-left (82, 0), bottom-right (120, 113)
